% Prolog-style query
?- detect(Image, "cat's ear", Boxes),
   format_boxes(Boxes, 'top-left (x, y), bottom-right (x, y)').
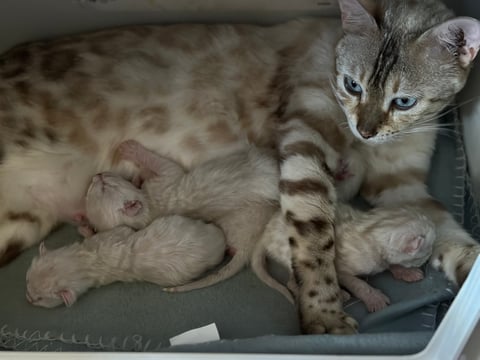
top-left (39, 241), bottom-right (47, 257)
top-left (422, 17), bottom-right (480, 68)
top-left (338, 0), bottom-right (378, 34)
top-left (57, 289), bottom-right (76, 307)
top-left (122, 200), bottom-right (143, 217)
top-left (401, 235), bottom-right (424, 254)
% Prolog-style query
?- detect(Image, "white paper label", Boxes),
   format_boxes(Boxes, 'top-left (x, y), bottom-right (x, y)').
top-left (169, 323), bottom-right (220, 346)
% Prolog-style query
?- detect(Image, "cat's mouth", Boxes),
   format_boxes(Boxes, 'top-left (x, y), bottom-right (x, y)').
top-left (346, 120), bottom-right (395, 146)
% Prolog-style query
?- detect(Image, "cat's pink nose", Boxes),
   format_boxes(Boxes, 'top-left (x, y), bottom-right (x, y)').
top-left (26, 292), bottom-right (33, 303)
top-left (358, 128), bottom-right (377, 139)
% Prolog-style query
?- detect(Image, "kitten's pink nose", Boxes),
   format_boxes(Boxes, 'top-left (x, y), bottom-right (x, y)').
top-left (26, 291), bottom-right (33, 303)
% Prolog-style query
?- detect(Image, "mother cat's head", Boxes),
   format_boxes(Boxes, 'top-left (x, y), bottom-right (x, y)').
top-left (333, 0), bottom-right (480, 144)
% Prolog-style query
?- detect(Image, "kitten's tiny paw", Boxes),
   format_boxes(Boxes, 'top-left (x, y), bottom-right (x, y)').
top-left (117, 139), bottom-right (142, 162)
top-left (77, 225), bottom-right (95, 238)
top-left (340, 289), bottom-right (351, 303)
top-left (302, 310), bottom-right (358, 335)
top-left (364, 288), bottom-right (390, 313)
top-left (390, 265), bottom-right (424, 282)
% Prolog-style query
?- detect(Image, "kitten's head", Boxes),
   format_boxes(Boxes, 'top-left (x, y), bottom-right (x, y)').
top-left (85, 172), bottom-right (150, 231)
top-left (382, 210), bottom-right (436, 267)
top-left (334, 0), bottom-right (480, 144)
top-left (26, 242), bottom-right (92, 308)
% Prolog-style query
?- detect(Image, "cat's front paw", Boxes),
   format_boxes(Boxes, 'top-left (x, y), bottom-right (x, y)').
top-left (340, 289), bottom-right (351, 303)
top-left (301, 310), bottom-right (358, 335)
top-left (363, 288), bottom-right (390, 313)
top-left (390, 265), bottom-right (424, 282)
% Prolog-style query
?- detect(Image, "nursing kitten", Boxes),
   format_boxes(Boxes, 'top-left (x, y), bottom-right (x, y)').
top-left (85, 142), bottom-right (279, 292)
top-left (26, 215), bottom-right (226, 308)
top-left (88, 140), bottom-right (433, 307)
top-left (0, 0), bottom-right (479, 333)
top-left (253, 205), bottom-right (435, 312)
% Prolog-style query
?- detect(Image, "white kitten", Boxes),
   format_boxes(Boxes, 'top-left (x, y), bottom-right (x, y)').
top-left (252, 204), bottom-right (436, 312)
top-left (85, 144), bottom-right (279, 293)
top-left (26, 216), bottom-right (225, 308)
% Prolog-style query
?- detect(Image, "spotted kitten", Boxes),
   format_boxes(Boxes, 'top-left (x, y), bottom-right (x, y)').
top-left (0, 0), bottom-right (478, 334)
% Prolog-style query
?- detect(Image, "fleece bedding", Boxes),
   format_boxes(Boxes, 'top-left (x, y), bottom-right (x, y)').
top-left (0, 108), bottom-right (477, 354)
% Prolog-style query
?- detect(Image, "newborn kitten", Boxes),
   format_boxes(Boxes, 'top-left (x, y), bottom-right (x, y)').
top-left (85, 140), bottom-right (279, 293)
top-left (253, 204), bottom-right (435, 312)
top-left (26, 215), bottom-right (225, 308)
top-left (86, 140), bottom-right (435, 304)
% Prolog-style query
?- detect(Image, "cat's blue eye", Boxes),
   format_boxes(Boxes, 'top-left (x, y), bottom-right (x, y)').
top-left (392, 97), bottom-right (417, 110)
top-left (343, 76), bottom-right (362, 96)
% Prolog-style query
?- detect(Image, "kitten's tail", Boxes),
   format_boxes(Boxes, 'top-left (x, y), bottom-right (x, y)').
top-left (250, 242), bottom-right (295, 304)
top-left (163, 250), bottom-right (249, 293)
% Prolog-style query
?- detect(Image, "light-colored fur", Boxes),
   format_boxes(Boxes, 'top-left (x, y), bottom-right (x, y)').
top-left (252, 204), bottom-right (435, 311)
top-left (87, 142), bottom-right (434, 309)
top-left (25, 215), bottom-right (225, 308)
top-left (85, 144), bottom-right (278, 292)
top-left (0, 0), bottom-right (478, 334)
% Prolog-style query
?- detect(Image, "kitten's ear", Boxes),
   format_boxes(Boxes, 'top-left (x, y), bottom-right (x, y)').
top-left (402, 235), bottom-right (424, 255)
top-left (58, 289), bottom-right (76, 307)
top-left (423, 17), bottom-right (480, 68)
top-left (338, 0), bottom-right (377, 34)
top-left (122, 200), bottom-right (143, 217)
top-left (39, 242), bottom-right (47, 257)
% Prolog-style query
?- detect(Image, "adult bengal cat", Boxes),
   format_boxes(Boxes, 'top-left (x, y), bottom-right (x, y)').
top-left (0, 0), bottom-right (478, 334)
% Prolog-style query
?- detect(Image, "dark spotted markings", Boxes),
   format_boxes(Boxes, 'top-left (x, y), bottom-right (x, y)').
top-left (324, 275), bottom-right (334, 285)
top-left (0, 241), bottom-right (23, 266)
top-left (279, 179), bottom-right (328, 197)
top-left (285, 210), bottom-right (331, 237)
top-left (7, 211), bottom-right (41, 224)
top-left (41, 49), bottom-right (81, 81)
top-left (0, 48), bottom-right (32, 79)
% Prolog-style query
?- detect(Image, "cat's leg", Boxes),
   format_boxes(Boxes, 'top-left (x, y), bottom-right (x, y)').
top-left (389, 265), bottom-right (424, 282)
top-left (276, 117), bottom-right (358, 334)
top-left (338, 273), bottom-right (390, 313)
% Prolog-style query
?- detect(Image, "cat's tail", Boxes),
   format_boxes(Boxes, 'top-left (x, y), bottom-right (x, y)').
top-left (250, 241), bottom-right (294, 304)
top-left (163, 250), bottom-right (249, 293)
